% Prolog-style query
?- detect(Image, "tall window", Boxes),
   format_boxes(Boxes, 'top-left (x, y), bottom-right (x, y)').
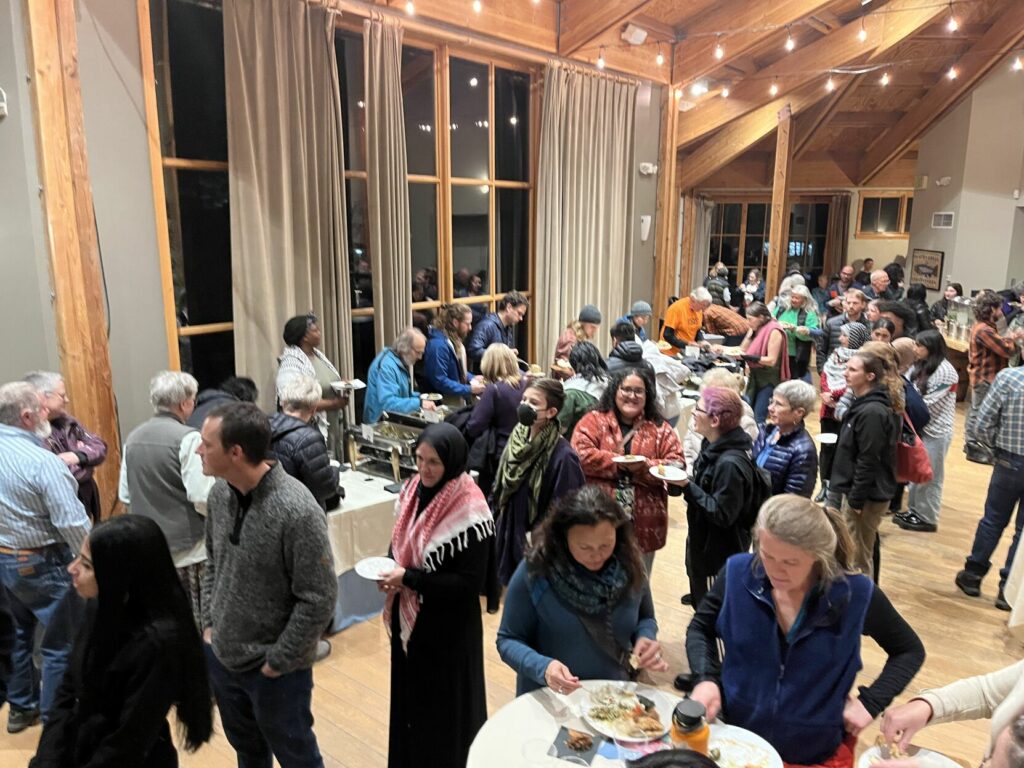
top-left (857, 193), bottom-right (913, 238)
top-left (788, 203), bottom-right (829, 277)
top-left (150, 0), bottom-right (234, 388)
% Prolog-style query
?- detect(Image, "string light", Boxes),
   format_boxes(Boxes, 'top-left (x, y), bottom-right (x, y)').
top-left (769, 77), bottom-right (779, 96)
top-left (721, 87), bottom-right (730, 98)
top-left (656, 43), bottom-right (664, 67)
top-left (858, 17), bottom-right (867, 42)
top-left (675, 87), bottom-right (683, 99)
top-left (784, 27), bottom-right (795, 52)
top-left (690, 82), bottom-right (707, 96)
top-left (596, 47), bottom-right (606, 69)
top-left (826, 76), bottom-right (835, 92)
top-left (714, 35), bottom-right (725, 60)
top-left (405, 0), bottom-right (414, 14)
top-left (946, 66), bottom-right (958, 80)
top-left (472, 0), bottom-right (482, 12)
top-left (880, 71), bottom-right (890, 86)
top-left (946, 2), bottom-right (958, 32)
top-left (1014, 57), bottom-right (1024, 72)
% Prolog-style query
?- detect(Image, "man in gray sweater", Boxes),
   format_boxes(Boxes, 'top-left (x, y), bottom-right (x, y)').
top-left (198, 402), bottom-right (336, 768)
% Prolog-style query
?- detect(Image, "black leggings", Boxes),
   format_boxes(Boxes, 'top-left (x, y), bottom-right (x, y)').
top-left (819, 417), bottom-right (840, 481)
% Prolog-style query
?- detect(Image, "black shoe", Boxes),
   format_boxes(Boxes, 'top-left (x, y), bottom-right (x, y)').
top-left (7, 707), bottom-right (40, 734)
top-left (893, 511), bottom-right (937, 532)
top-left (680, 593), bottom-right (693, 606)
top-left (996, 588), bottom-right (1011, 611)
top-left (673, 673), bottom-right (695, 693)
top-left (955, 569), bottom-right (983, 597)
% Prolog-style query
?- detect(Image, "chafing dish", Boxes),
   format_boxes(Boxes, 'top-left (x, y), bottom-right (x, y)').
top-left (345, 411), bottom-right (432, 482)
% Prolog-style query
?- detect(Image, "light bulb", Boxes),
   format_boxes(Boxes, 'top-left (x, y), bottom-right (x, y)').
top-left (880, 72), bottom-right (890, 86)
top-left (472, 0), bottom-right (482, 12)
top-left (690, 82), bottom-right (702, 96)
top-left (674, 88), bottom-right (683, 100)
top-left (826, 77), bottom-right (835, 92)
top-left (858, 23), bottom-right (867, 42)
top-left (405, 0), bottom-right (414, 14)
top-left (947, 66), bottom-right (958, 80)
top-left (769, 80), bottom-right (779, 96)
top-left (596, 48), bottom-right (605, 69)
top-left (784, 29), bottom-right (795, 52)
top-left (721, 88), bottom-right (730, 98)
top-left (946, 3), bottom-right (958, 32)
top-left (1014, 57), bottom-right (1024, 72)
top-left (656, 47), bottom-right (665, 67)
top-left (714, 37), bottom-right (724, 60)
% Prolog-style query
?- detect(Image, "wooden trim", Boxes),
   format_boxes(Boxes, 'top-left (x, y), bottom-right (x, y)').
top-left (678, 192), bottom-right (697, 296)
top-left (407, 174), bottom-right (440, 183)
top-left (411, 300), bottom-right (443, 310)
top-left (161, 157), bottom-right (229, 172)
top-left (352, 307), bottom-right (375, 317)
top-left (736, 202), bottom-right (749, 284)
top-left (492, 179), bottom-right (531, 189)
top-left (178, 322), bottom-right (234, 337)
top-left (854, 192), bottom-right (912, 238)
top-left (137, 0), bottom-right (180, 370)
top-left (854, 232), bottom-right (910, 241)
top-left (28, 0), bottom-right (123, 516)
top-left (438, 45), bottom-right (455, 300)
top-left (344, 169), bottom-right (370, 180)
top-left (451, 176), bottom-right (493, 186)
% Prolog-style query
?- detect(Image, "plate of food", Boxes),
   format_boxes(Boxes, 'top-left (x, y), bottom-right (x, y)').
top-left (708, 723), bottom-right (783, 768)
top-left (420, 393), bottom-right (443, 402)
top-left (613, 454), bottom-right (646, 464)
top-left (649, 464), bottom-right (686, 482)
top-left (552, 358), bottom-right (573, 371)
top-left (857, 736), bottom-right (960, 768)
top-left (354, 556), bottom-right (398, 581)
top-left (527, 363), bottom-right (544, 376)
top-left (578, 683), bottom-right (670, 741)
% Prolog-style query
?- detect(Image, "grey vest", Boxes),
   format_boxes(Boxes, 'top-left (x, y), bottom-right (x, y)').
top-left (124, 413), bottom-right (205, 555)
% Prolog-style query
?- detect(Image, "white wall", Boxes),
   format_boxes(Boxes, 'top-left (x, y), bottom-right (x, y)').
top-left (628, 83), bottom-right (662, 314)
top-left (845, 187), bottom-right (914, 269)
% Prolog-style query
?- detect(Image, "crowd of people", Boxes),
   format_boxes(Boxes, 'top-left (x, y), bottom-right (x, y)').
top-left (2, 255), bottom-right (1024, 768)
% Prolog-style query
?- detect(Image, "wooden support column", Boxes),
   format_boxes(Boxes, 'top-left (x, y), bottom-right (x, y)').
top-left (678, 191), bottom-right (697, 297)
top-left (765, 105), bottom-right (794, 303)
top-left (25, 0), bottom-right (122, 516)
top-left (652, 87), bottom-right (680, 321)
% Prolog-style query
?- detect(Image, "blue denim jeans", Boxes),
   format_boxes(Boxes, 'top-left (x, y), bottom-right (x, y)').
top-left (966, 450), bottom-right (1024, 587)
top-left (0, 544), bottom-right (77, 718)
top-left (205, 644), bottom-right (324, 768)
top-left (752, 385), bottom-right (774, 424)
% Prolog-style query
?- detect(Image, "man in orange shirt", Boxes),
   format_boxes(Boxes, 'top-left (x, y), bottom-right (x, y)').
top-left (661, 288), bottom-right (713, 349)
top-left (702, 303), bottom-right (749, 345)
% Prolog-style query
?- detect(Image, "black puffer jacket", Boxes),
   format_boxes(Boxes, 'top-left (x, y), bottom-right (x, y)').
top-left (186, 389), bottom-right (239, 430)
top-left (268, 413), bottom-right (339, 510)
top-left (830, 387), bottom-right (899, 508)
top-left (682, 427), bottom-right (755, 577)
top-left (606, 341), bottom-right (649, 374)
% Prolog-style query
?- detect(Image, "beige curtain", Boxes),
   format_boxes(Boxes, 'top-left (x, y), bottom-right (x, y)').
top-left (364, 18), bottom-right (412, 350)
top-left (535, 62), bottom-right (638, 360)
top-left (825, 192), bottom-right (852, 269)
top-left (224, 0), bottom-right (353, 408)
top-left (690, 196), bottom-right (715, 292)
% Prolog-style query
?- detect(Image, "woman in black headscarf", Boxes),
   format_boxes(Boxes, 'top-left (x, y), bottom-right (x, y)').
top-left (378, 424), bottom-right (495, 768)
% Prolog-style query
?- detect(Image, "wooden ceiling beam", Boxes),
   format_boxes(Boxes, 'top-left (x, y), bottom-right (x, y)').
top-left (632, 14), bottom-right (678, 43)
top-left (915, 22), bottom-right (987, 40)
top-left (859, 0), bottom-right (1024, 184)
top-left (670, 0), bottom-right (837, 91)
top-left (675, 0), bottom-right (946, 149)
top-left (793, 73), bottom-right (861, 158)
top-left (830, 110), bottom-right (903, 127)
top-left (558, 0), bottom-right (657, 56)
top-left (804, 17), bottom-right (831, 35)
top-left (677, 80), bottom-right (831, 189)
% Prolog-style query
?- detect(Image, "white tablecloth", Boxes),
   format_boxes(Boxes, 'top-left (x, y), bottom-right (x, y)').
top-left (326, 470), bottom-right (397, 576)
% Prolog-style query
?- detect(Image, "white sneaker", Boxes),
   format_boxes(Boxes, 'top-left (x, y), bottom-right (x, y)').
top-left (315, 639), bottom-right (332, 663)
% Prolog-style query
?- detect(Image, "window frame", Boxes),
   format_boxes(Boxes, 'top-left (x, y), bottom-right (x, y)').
top-left (855, 192), bottom-right (913, 240)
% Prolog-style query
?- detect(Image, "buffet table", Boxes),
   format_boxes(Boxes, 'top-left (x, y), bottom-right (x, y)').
top-left (326, 470), bottom-right (397, 632)
top-left (940, 331), bottom-right (970, 402)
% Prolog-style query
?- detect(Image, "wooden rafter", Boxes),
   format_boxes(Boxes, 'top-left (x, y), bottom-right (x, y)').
top-left (558, 0), bottom-right (657, 56)
top-left (859, 0), bottom-right (1024, 184)
top-left (793, 73), bottom-right (861, 158)
top-left (671, 0), bottom-right (836, 91)
top-left (677, 80), bottom-right (831, 189)
top-left (766, 105), bottom-right (794, 300)
top-left (675, 0), bottom-right (947, 149)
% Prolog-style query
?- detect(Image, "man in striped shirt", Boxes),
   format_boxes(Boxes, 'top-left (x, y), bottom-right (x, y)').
top-left (0, 382), bottom-right (90, 733)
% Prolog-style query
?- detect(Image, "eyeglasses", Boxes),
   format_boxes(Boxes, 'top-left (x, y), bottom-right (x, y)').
top-left (694, 405), bottom-right (708, 414)
top-left (618, 386), bottom-right (646, 398)
top-left (46, 391), bottom-right (70, 402)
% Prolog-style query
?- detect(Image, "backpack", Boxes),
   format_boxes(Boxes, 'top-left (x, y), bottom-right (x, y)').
top-left (720, 449), bottom-right (773, 530)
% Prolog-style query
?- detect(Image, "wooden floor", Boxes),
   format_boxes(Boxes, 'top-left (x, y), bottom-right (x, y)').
top-left (1, 401), bottom-right (1020, 766)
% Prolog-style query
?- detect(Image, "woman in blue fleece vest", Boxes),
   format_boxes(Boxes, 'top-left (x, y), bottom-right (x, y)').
top-left (686, 494), bottom-right (924, 767)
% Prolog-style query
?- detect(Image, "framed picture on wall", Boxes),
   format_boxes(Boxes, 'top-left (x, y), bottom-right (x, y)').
top-left (909, 249), bottom-right (944, 291)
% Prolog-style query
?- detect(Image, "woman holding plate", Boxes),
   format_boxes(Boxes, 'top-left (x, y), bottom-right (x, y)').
top-left (686, 494), bottom-right (924, 768)
top-left (378, 423), bottom-right (495, 768)
top-left (496, 485), bottom-right (668, 696)
top-left (571, 368), bottom-right (684, 576)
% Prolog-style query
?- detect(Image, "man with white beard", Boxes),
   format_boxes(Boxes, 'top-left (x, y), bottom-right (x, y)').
top-left (0, 381), bottom-right (90, 733)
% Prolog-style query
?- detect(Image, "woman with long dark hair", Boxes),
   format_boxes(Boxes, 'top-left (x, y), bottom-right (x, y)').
top-left (894, 330), bottom-right (959, 533)
top-left (558, 341), bottom-right (610, 437)
top-left (30, 515), bottom-right (212, 767)
top-left (497, 486), bottom-right (667, 695)
top-left (930, 282), bottom-right (963, 323)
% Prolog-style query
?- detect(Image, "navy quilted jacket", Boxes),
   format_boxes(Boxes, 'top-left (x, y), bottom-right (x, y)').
top-left (751, 424), bottom-right (818, 497)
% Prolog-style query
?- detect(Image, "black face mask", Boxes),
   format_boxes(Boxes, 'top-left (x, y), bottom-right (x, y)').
top-left (517, 403), bottom-right (538, 427)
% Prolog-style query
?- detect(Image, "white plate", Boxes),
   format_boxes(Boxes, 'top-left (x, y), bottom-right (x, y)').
top-left (576, 683), bottom-right (673, 742)
top-left (858, 745), bottom-right (960, 768)
top-left (330, 379), bottom-right (367, 392)
top-left (649, 465), bottom-right (686, 482)
top-left (816, 432), bottom-right (838, 444)
top-left (420, 393), bottom-right (443, 402)
top-left (354, 556), bottom-right (397, 581)
top-left (709, 723), bottom-right (784, 768)
top-left (613, 454), bottom-right (646, 464)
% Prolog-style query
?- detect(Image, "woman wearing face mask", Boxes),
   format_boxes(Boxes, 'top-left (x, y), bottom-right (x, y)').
top-left (491, 378), bottom-right (585, 584)
top-left (571, 368), bottom-right (684, 576)
top-left (31, 515), bottom-right (212, 768)
top-left (496, 486), bottom-right (668, 696)
top-left (378, 424), bottom-right (493, 768)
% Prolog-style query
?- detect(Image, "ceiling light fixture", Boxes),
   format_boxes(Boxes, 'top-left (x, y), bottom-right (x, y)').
top-left (880, 71), bottom-right (890, 86)
top-left (405, 1), bottom-right (414, 15)
top-left (785, 27), bottom-right (795, 52)
top-left (721, 87), bottom-right (730, 98)
top-left (656, 43), bottom-right (665, 67)
top-left (826, 76), bottom-right (835, 92)
top-left (769, 78), bottom-right (779, 96)
top-left (674, 87), bottom-right (683, 99)
top-left (472, 0), bottom-right (482, 12)
top-left (946, 2), bottom-right (958, 32)
top-left (714, 35), bottom-right (725, 60)
top-left (858, 17), bottom-right (867, 42)
top-left (596, 47), bottom-right (606, 69)
top-left (1014, 56), bottom-right (1024, 72)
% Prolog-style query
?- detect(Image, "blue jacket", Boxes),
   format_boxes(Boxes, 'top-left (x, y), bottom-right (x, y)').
top-left (423, 328), bottom-right (470, 399)
top-left (363, 348), bottom-right (421, 423)
top-left (496, 559), bottom-right (657, 696)
top-left (615, 314), bottom-right (647, 342)
top-left (467, 313), bottom-right (514, 371)
top-left (712, 554), bottom-right (873, 764)
top-left (752, 424), bottom-right (818, 497)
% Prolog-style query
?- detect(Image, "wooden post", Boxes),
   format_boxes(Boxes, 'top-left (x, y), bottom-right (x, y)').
top-left (25, 0), bottom-right (123, 516)
top-left (765, 105), bottom-right (794, 303)
top-left (678, 191), bottom-right (697, 297)
top-left (652, 85), bottom-right (680, 320)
